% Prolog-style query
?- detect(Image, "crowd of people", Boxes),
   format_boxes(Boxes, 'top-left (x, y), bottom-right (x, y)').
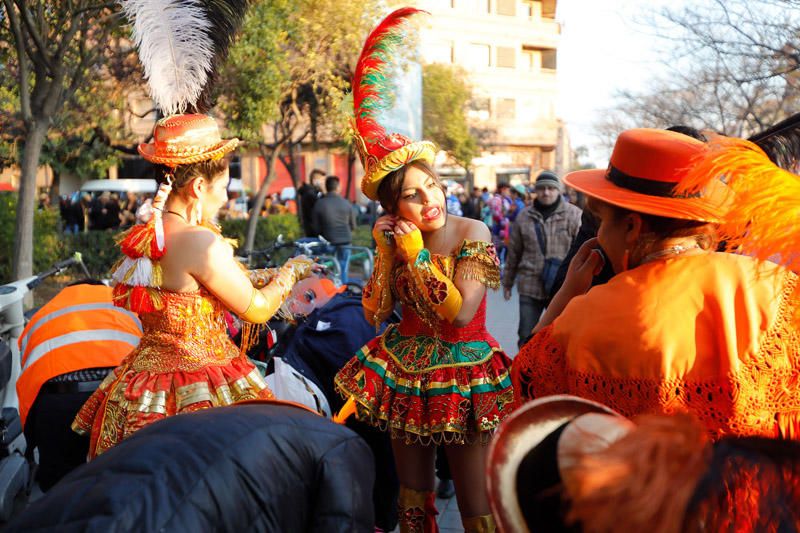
top-left (53, 191), bottom-right (152, 232)
top-left (12, 5), bottom-right (800, 533)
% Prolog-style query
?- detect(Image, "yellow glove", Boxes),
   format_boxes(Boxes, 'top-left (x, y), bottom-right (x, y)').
top-left (239, 257), bottom-right (314, 324)
top-left (248, 268), bottom-right (279, 289)
top-left (394, 228), bottom-right (463, 323)
top-left (394, 228), bottom-right (424, 262)
top-left (407, 249), bottom-right (463, 323)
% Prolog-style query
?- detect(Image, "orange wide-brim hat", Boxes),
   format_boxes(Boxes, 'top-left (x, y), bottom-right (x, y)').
top-left (138, 114), bottom-right (239, 167)
top-left (564, 129), bottom-right (732, 223)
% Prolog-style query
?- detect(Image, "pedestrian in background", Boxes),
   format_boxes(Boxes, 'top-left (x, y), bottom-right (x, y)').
top-left (312, 175), bottom-right (356, 282)
top-left (503, 170), bottom-right (581, 346)
top-left (298, 168), bottom-right (325, 237)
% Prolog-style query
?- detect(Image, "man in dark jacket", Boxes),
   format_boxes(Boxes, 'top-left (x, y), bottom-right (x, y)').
top-left (312, 176), bottom-right (357, 282)
top-left (298, 168), bottom-right (325, 237)
top-left (503, 171), bottom-right (581, 346)
top-left (8, 403), bottom-right (375, 532)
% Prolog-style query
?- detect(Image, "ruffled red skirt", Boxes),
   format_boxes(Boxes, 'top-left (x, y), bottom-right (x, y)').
top-left (335, 322), bottom-right (514, 445)
top-left (73, 353), bottom-right (272, 458)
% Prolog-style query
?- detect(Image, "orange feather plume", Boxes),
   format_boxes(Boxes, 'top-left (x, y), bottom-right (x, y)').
top-left (678, 136), bottom-right (800, 271)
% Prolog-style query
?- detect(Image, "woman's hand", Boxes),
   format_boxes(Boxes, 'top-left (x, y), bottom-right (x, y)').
top-left (561, 237), bottom-right (605, 296)
top-left (392, 217), bottom-right (418, 237)
top-left (393, 217), bottom-right (423, 262)
top-left (372, 215), bottom-right (396, 251)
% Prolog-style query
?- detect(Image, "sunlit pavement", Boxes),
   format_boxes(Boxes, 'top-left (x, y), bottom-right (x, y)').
top-left (486, 284), bottom-right (520, 359)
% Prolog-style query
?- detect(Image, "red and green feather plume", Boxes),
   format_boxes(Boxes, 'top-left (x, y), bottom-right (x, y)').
top-left (352, 7), bottom-right (426, 144)
top-left (351, 7), bottom-right (437, 200)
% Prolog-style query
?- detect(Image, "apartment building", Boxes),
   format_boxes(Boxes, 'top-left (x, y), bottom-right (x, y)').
top-left (417, 0), bottom-right (564, 188)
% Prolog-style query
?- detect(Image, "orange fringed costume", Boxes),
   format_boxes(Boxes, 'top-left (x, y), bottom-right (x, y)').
top-left (513, 252), bottom-right (800, 440)
top-left (72, 288), bottom-right (272, 458)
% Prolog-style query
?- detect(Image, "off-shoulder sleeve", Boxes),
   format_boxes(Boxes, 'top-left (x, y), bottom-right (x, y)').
top-left (511, 324), bottom-right (568, 407)
top-left (455, 239), bottom-right (501, 289)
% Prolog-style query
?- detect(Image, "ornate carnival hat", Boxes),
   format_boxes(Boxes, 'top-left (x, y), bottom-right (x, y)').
top-left (486, 395), bottom-right (622, 532)
top-left (124, 0), bottom-right (245, 167)
top-left (111, 0), bottom-right (248, 314)
top-left (487, 396), bottom-right (800, 533)
top-left (350, 7), bottom-right (436, 201)
top-left (564, 129), bottom-right (731, 223)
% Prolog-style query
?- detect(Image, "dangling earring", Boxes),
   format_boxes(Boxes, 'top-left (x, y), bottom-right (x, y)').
top-left (621, 249), bottom-right (630, 272)
top-left (194, 200), bottom-right (203, 225)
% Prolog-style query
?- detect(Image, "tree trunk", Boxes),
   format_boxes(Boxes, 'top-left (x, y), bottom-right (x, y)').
top-left (12, 120), bottom-right (48, 279)
top-left (279, 143), bottom-right (303, 225)
top-left (244, 143), bottom-right (284, 254)
top-left (345, 145), bottom-right (355, 201)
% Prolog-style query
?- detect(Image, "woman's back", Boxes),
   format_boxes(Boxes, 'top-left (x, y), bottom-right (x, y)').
top-left (518, 252), bottom-right (800, 440)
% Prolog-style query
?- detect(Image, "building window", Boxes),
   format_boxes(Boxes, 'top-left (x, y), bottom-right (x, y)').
top-left (496, 98), bottom-right (516, 120)
top-left (541, 0), bottom-right (556, 19)
top-left (427, 41), bottom-right (454, 64)
top-left (465, 43), bottom-right (491, 69)
top-left (522, 45), bottom-right (557, 71)
top-left (495, 0), bottom-right (516, 16)
top-left (496, 46), bottom-right (515, 68)
top-left (541, 48), bottom-right (557, 70)
top-left (524, 1), bottom-right (541, 19)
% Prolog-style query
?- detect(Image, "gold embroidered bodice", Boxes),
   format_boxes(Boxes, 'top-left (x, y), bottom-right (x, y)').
top-left (129, 289), bottom-right (240, 373)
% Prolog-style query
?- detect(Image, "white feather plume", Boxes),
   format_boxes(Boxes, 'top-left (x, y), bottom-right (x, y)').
top-left (120, 0), bottom-right (215, 115)
top-left (112, 256), bottom-right (155, 286)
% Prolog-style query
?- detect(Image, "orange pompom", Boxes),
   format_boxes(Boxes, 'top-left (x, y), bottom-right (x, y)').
top-left (129, 285), bottom-right (156, 314)
top-left (118, 224), bottom-right (151, 259)
top-left (111, 283), bottom-right (130, 308)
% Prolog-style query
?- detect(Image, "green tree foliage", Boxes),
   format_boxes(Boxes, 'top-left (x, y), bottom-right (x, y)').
top-left (219, 0), bottom-right (381, 253)
top-left (1, 1), bottom-right (136, 279)
top-left (422, 63), bottom-right (477, 170)
top-left (0, 192), bottom-right (63, 284)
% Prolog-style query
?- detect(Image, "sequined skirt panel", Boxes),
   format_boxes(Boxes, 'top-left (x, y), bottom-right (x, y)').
top-left (334, 322), bottom-right (514, 445)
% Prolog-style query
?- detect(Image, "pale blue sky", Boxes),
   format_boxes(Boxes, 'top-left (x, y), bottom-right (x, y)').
top-left (556, 0), bottom-right (676, 165)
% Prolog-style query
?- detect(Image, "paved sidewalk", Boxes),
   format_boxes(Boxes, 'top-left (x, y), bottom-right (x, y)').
top-left (485, 285), bottom-right (520, 359)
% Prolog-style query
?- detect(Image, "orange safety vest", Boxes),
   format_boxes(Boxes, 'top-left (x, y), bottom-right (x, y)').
top-left (16, 284), bottom-right (142, 425)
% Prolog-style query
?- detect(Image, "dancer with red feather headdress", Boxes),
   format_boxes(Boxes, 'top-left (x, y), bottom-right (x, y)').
top-left (333, 8), bottom-right (513, 532)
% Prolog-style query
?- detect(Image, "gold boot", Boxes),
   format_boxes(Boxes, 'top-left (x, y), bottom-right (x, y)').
top-left (462, 513), bottom-right (497, 533)
top-left (398, 486), bottom-right (439, 533)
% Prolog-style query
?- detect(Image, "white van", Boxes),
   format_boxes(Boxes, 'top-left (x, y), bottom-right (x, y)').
top-left (80, 178), bottom-right (245, 195)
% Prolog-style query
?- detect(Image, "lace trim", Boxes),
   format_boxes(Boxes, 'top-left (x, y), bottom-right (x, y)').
top-left (513, 272), bottom-right (800, 440)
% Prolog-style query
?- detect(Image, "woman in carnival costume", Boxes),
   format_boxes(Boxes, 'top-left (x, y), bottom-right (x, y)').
top-left (73, 0), bottom-right (313, 458)
top-left (512, 126), bottom-right (800, 440)
top-left (334, 8), bottom-right (514, 532)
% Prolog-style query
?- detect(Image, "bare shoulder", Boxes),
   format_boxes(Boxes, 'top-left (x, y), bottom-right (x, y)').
top-left (171, 225), bottom-right (232, 260)
top-left (450, 215), bottom-right (491, 243)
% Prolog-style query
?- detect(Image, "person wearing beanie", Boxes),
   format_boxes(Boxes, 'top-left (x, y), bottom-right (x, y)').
top-left (502, 170), bottom-right (582, 347)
